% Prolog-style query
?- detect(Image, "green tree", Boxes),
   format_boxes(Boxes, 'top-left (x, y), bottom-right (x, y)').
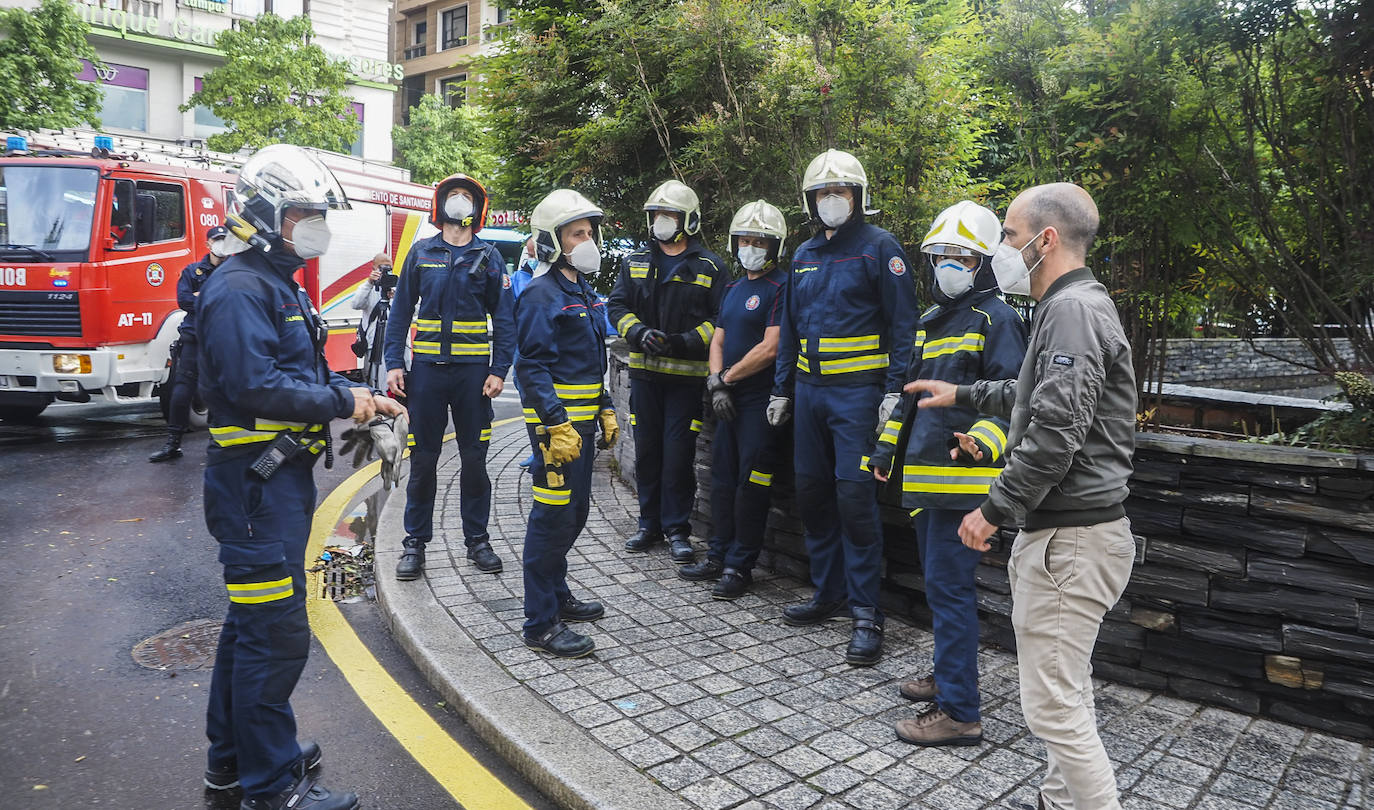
top-left (392, 94), bottom-right (498, 185)
top-left (0, 0), bottom-right (103, 131)
top-left (182, 14), bottom-right (356, 153)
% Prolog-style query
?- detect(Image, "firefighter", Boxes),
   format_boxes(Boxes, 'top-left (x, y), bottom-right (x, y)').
top-left (148, 225), bottom-right (229, 463)
top-left (516, 189), bottom-right (618, 658)
top-left (768, 149), bottom-right (919, 666)
top-left (681, 200), bottom-right (788, 599)
top-left (198, 144), bottom-right (404, 810)
top-left (607, 180), bottom-right (726, 564)
top-left (868, 200), bottom-right (1027, 745)
top-left (383, 174), bottom-right (516, 581)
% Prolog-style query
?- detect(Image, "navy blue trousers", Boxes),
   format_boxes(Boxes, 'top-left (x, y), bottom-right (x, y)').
top-left (203, 453), bottom-right (315, 799)
top-left (404, 362), bottom-right (493, 545)
top-left (915, 508), bottom-right (984, 722)
top-left (629, 377), bottom-right (703, 537)
top-left (521, 423), bottom-right (595, 636)
top-left (167, 338), bottom-right (199, 434)
top-left (792, 380), bottom-right (885, 610)
top-left (707, 387), bottom-right (775, 571)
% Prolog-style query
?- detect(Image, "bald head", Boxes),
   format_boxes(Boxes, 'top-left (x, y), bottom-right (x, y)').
top-left (1011, 183), bottom-right (1099, 258)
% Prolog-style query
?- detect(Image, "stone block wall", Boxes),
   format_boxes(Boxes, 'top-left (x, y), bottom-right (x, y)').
top-left (607, 343), bottom-right (1374, 738)
top-left (1162, 338), bottom-right (1357, 394)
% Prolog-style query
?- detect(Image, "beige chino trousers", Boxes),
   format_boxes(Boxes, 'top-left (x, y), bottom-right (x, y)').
top-left (1009, 517), bottom-right (1136, 810)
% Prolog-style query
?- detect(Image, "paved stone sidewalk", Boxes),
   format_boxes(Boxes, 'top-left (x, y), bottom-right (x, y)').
top-left (378, 421), bottom-right (1372, 810)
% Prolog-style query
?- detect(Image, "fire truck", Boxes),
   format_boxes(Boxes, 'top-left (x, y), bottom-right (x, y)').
top-left (0, 130), bottom-right (527, 422)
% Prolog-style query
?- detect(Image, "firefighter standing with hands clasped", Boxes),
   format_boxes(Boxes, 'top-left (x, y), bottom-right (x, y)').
top-left (197, 144), bottom-right (405, 810)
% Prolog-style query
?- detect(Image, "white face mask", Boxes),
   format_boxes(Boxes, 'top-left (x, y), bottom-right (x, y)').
top-left (816, 193), bottom-right (852, 228)
top-left (285, 215), bottom-right (330, 259)
top-left (651, 213), bottom-right (679, 242)
top-left (209, 239), bottom-right (229, 258)
top-left (444, 194), bottom-right (475, 222)
top-left (991, 228), bottom-right (1047, 297)
top-left (933, 258), bottom-right (976, 298)
top-left (737, 245), bottom-right (769, 272)
top-left (567, 239), bottom-right (601, 274)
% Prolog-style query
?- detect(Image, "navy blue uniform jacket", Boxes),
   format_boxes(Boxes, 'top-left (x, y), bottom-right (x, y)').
top-left (176, 254), bottom-right (217, 342)
top-left (515, 269), bottom-right (612, 428)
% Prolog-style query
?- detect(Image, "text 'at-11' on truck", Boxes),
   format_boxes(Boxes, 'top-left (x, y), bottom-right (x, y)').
top-left (0, 130), bottom-right (529, 422)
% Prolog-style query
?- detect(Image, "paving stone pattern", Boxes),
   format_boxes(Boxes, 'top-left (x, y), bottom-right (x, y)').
top-left (419, 424), bottom-right (1371, 810)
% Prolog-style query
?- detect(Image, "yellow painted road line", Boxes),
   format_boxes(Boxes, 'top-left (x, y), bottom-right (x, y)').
top-left (306, 416), bottom-right (528, 809)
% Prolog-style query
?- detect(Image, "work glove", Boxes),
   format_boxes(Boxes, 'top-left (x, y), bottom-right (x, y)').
top-left (706, 370), bottom-right (732, 393)
top-left (712, 388), bottom-right (736, 422)
top-left (338, 423), bottom-right (374, 469)
top-left (596, 408), bottom-right (619, 450)
top-left (877, 392), bottom-right (902, 427)
top-left (546, 421), bottom-right (583, 465)
top-left (665, 333), bottom-right (688, 355)
top-left (766, 395), bottom-right (792, 427)
top-left (376, 413), bottom-right (407, 490)
top-left (640, 329), bottom-right (670, 357)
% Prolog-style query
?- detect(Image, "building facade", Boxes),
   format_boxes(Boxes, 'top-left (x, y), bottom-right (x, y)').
top-left (17, 0), bottom-right (403, 163)
top-left (392, 0), bottom-right (506, 124)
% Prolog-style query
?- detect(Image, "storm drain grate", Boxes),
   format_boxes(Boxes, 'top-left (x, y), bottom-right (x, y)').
top-left (132, 618), bottom-right (222, 671)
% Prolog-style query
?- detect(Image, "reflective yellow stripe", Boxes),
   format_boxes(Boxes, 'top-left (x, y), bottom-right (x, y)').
top-left (407, 432), bottom-right (416, 447)
top-left (818, 353), bottom-right (888, 375)
top-left (914, 329), bottom-right (926, 352)
top-left (694, 322), bottom-right (714, 345)
top-left (209, 420), bottom-right (323, 448)
top-left (799, 338), bottom-right (809, 353)
top-left (748, 470), bottom-right (773, 487)
top-left (860, 455), bottom-right (870, 470)
top-left (533, 486), bottom-right (571, 506)
top-left (966, 420), bottom-right (1007, 462)
top-left (922, 333), bottom-right (985, 359)
top-left (690, 419), bottom-right (703, 433)
top-left (523, 408), bottom-right (541, 424)
top-left (451, 321), bottom-right (488, 333)
top-left (902, 464), bottom-right (1002, 494)
top-left (413, 341), bottom-right (441, 354)
top-left (447, 343), bottom-right (492, 356)
top-left (797, 356), bottom-right (811, 373)
top-left (226, 576), bottom-right (293, 604)
top-left (629, 264), bottom-right (649, 279)
top-left (629, 413), bottom-right (636, 427)
top-left (878, 419), bottom-right (901, 445)
top-left (628, 352), bottom-right (710, 377)
top-left (566, 405), bottom-right (600, 421)
top-left (670, 274), bottom-right (712, 288)
top-left (817, 334), bottom-right (881, 353)
top-left (415, 318), bottom-right (442, 329)
top-left (480, 428), bottom-right (492, 442)
top-left (554, 382), bottom-right (602, 398)
top-left (617, 313), bottom-right (642, 334)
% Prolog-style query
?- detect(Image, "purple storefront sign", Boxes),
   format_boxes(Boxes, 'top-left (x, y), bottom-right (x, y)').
top-left (78, 59), bottom-right (149, 91)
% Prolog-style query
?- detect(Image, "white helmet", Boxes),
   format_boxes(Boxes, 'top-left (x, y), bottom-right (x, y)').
top-left (801, 149), bottom-right (870, 220)
top-left (643, 179), bottom-right (701, 239)
top-left (229, 144), bottom-right (350, 245)
top-left (531, 189), bottom-right (604, 264)
top-left (729, 200), bottom-right (787, 259)
top-left (920, 200), bottom-right (1000, 260)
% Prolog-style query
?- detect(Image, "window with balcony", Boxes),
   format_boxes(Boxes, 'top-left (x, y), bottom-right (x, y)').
top-left (440, 5), bottom-right (468, 50)
top-left (439, 74), bottom-right (466, 108)
top-left (404, 19), bottom-right (427, 59)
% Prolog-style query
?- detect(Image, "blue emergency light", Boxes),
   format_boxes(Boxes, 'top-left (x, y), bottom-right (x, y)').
top-left (94, 135), bottom-right (114, 152)
top-left (6, 136), bottom-right (27, 154)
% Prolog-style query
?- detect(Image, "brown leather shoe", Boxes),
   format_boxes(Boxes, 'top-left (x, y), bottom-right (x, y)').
top-left (894, 706), bottom-right (982, 747)
top-left (898, 675), bottom-right (938, 702)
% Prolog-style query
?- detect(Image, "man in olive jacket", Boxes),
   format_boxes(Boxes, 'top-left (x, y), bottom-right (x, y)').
top-left (910, 183), bottom-right (1136, 810)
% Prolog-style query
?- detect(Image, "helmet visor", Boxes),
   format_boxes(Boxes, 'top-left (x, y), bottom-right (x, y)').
top-left (923, 243), bottom-right (981, 258)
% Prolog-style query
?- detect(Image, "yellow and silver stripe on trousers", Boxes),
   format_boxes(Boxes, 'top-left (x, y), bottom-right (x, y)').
top-left (628, 351), bottom-right (710, 377)
top-left (209, 419), bottom-right (326, 454)
top-left (747, 469), bottom-right (773, 487)
top-left (532, 485), bottom-right (571, 506)
top-left (902, 464), bottom-right (1002, 495)
top-left (226, 576), bottom-right (293, 604)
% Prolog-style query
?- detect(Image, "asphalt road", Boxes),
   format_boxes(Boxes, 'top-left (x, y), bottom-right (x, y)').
top-left (0, 395), bottom-right (547, 809)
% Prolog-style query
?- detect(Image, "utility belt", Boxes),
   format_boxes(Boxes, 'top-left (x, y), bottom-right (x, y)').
top-left (209, 420), bottom-right (328, 478)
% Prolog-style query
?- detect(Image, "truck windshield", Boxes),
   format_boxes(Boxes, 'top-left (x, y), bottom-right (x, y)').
top-left (0, 165), bottom-right (99, 259)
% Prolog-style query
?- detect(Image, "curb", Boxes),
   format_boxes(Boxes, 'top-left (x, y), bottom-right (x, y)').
top-left (374, 442), bottom-right (692, 810)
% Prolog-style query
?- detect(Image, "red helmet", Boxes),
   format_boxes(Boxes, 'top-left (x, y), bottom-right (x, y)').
top-left (430, 174), bottom-right (490, 230)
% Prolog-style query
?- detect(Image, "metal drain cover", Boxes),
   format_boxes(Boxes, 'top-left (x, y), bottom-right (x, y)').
top-left (132, 618), bottom-right (222, 671)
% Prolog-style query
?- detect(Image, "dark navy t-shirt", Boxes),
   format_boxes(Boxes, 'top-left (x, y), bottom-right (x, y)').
top-left (716, 267), bottom-right (786, 393)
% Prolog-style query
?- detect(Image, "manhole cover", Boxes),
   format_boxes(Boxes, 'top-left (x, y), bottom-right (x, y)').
top-left (132, 618), bottom-right (222, 671)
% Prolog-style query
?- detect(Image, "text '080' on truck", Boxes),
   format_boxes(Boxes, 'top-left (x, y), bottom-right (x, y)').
top-left (0, 130), bottom-right (530, 423)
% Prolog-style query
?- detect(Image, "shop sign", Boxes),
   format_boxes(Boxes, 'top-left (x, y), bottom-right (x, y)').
top-left (179, 0), bottom-right (227, 14)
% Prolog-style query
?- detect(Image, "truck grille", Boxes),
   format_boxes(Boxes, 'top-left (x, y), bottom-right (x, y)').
top-left (0, 291), bottom-right (81, 337)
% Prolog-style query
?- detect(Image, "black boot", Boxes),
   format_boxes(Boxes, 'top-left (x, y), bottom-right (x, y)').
top-left (782, 596), bottom-right (848, 626)
top-left (239, 768), bottom-right (357, 810)
top-left (559, 595), bottom-right (605, 622)
top-left (623, 529), bottom-right (662, 553)
top-left (395, 538), bottom-right (425, 581)
top-left (524, 622), bottom-right (595, 658)
top-left (679, 558), bottom-right (724, 581)
top-left (466, 537), bottom-right (503, 573)
top-left (206, 740), bottom-right (321, 791)
top-left (846, 606), bottom-right (884, 666)
top-left (667, 533), bottom-right (696, 564)
top-left (712, 568), bottom-right (752, 600)
top-left (148, 433), bottom-right (183, 462)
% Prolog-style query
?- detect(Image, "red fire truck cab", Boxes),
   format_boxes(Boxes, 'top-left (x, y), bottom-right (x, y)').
top-left (0, 131), bottom-right (525, 422)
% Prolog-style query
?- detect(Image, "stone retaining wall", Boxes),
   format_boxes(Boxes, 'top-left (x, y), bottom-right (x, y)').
top-left (607, 343), bottom-right (1374, 738)
top-left (1162, 338), bottom-right (1357, 394)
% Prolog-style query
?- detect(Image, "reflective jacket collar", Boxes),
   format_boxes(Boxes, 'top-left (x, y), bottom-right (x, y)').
top-left (415, 231), bottom-right (488, 259)
top-left (1041, 267), bottom-right (1096, 303)
top-left (649, 237), bottom-right (705, 282)
top-left (921, 288), bottom-right (1002, 325)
